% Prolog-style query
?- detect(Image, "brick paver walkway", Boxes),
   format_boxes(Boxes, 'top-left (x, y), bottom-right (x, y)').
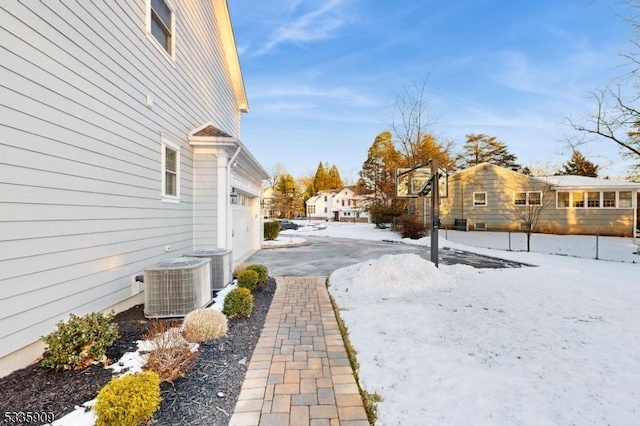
top-left (228, 276), bottom-right (369, 426)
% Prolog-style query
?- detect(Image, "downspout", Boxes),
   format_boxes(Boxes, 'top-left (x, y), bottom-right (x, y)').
top-left (227, 146), bottom-right (242, 250)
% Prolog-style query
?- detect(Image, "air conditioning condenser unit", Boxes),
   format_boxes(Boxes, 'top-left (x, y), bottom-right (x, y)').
top-left (184, 248), bottom-right (233, 295)
top-left (144, 257), bottom-right (211, 318)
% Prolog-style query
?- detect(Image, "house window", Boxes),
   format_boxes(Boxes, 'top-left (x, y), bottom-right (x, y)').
top-left (161, 139), bottom-right (180, 202)
top-left (528, 192), bottom-right (542, 205)
top-left (572, 192), bottom-right (584, 208)
top-left (514, 192), bottom-right (527, 205)
top-left (148, 0), bottom-right (175, 57)
top-left (515, 191), bottom-right (542, 206)
top-left (473, 192), bottom-right (487, 206)
top-left (557, 192), bottom-right (570, 208)
top-left (308, 205), bottom-right (316, 214)
top-left (341, 200), bottom-right (345, 206)
top-left (324, 207), bottom-right (327, 213)
top-left (587, 192), bottom-right (600, 208)
top-left (619, 191), bottom-right (632, 208)
top-left (603, 192), bottom-right (616, 208)
top-left (324, 196), bottom-right (327, 202)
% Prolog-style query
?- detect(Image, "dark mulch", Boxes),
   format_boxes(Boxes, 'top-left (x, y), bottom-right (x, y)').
top-left (0, 279), bottom-right (276, 426)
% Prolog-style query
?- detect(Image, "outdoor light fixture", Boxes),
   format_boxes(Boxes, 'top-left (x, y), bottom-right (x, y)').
top-left (230, 187), bottom-right (238, 204)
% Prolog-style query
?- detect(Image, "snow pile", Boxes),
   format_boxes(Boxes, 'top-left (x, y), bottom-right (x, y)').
top-left (329, 253), bottom-right (456, 301)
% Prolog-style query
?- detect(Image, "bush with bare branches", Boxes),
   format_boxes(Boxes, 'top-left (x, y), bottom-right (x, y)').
top-left (141, 320), bottom-right (199, 383)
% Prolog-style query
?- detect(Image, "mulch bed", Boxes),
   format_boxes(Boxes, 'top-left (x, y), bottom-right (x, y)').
top-left (0, 278), bottom-right (276, 426)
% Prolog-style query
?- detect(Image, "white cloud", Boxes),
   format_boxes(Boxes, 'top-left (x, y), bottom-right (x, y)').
top-left (253, 0), bottom-right (351, 55)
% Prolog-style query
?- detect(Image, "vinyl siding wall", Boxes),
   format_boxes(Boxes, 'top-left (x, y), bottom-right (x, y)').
top-left (441, 164), bottom-right (637, 236)
top-left (0, 1), bottom-right (242, 362)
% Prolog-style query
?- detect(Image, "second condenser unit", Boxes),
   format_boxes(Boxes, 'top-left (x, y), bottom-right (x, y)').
top-left (184, 248), bottom-right (233, 296)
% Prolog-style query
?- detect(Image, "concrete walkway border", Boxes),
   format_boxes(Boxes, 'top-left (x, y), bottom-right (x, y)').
top-left (229, 276), bottom-right (369, 426)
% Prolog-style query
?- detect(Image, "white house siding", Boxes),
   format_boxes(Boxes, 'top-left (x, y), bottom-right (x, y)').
top-left (193, 149), bottom-right (221, 250)
top-left (0, 1), bottom-right (245, 374)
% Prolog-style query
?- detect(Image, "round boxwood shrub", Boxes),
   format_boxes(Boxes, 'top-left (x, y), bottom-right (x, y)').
top-left (41, 311), bottom-right (119, 371)
top-left (246, 264), bottom-right (268, 286)
top-left (183, 308), bottom-right (228, 343)
top-left (237, 269), bottom-right (260, 291)
top-left (222, 287), bottom-right (254, 318)
top-left (94, 371), bottom-right (161, 426)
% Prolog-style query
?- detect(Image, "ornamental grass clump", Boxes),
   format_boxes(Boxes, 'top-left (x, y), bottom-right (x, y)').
top-left (182, 308), bottom-right (228, 343)
top-left (222, 287), bottom-right (254, 318)
top-left (237, 269), bottom-right (259, 291)
top-left (94, 370), bottom-right (161, 426)
top-left (41, 311), bottom-right (119, 371)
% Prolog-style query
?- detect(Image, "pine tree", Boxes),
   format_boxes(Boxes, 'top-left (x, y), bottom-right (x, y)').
top-left (313, 162), bottom-right (329, 192)
top-left (327, 165), bottom-right (343, 189)
top-left (556, 150), bottom-right (599, 177)
top-left (457, 133), bottom-right (520, 170)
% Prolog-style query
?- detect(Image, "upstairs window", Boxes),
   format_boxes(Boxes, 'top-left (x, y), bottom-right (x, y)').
top-left (514, 192), bottom-right (527, 205)
top-left (148, 0), bottom-right (175, 58)
top-left (515, 191), bottom-right (542, 206)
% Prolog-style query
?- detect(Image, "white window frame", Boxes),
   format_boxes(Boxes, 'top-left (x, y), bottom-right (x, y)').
top-left (619, 191), bottom-right (633, 208)
top-left (556, 191), bottom-right (570, 209)
top-left (514, 191), bottom-right (541, 206)
top-left (161, 137), bottom-right (180, 203)
top-left (556, 190), bottom-right (634, 209)
top-left (146, 0), bottom-right (176, 62)
top-left (473, 192), bottom-right (487, 207)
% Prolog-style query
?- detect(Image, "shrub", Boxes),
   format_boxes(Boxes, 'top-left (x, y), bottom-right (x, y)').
top-left (222, 287), bottom-right (254, 318)
top-left (264, 221), bottom-right (280, 240)
top-left (368, 204), bottom-right (403, 229)
top-left (246, 264), bottom-right (268, 285)
top-left (142, 320), bottom-right (200, 383)
top-left (94, 371), bottom-right (161, 426)
top-left (237, 269), bottom-right (260, 291)
top-left (233, 263), bottom-right (248, 278)
top-left (182, 309), bottom-right (228, 343)
top-left (41, 311), bottom-right (119, 371)
top-left (399, 215), bottom-right (428, 239)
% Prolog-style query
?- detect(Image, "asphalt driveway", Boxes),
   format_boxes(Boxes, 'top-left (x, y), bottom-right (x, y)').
top-left (246, 236), bottom-right (528, 276)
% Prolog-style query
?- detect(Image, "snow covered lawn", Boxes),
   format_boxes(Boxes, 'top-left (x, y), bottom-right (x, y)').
top-left (329, 249), bottom-right (640, 425)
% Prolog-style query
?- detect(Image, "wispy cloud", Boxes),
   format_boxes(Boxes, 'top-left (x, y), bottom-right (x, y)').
top-left (253, 0), bottom-right (351, 55)
top-left (250, 83), bottom-right (382, 108)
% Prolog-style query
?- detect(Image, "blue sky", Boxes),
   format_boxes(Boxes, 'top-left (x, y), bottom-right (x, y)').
top-left (228, 0), bottom-right (636, 182)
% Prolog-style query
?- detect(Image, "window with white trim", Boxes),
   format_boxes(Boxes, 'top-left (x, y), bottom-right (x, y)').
top-left (147, 0), bottom-right (175, 58)
top-left (308, 205), bottom-right (316, 214)
top-left (603, 191), bottom-right (616, 208)
top-left (619, 191), bottom-right (632, 208)
top-left (557, 191), bottom-right (570, 208)
top-left (473, 192), bottom-right (487, 206)
top-left (161, 139), bottom-right (180, 202)
top-left (587, 191), bottom-right (600, 208)
top-left (572, 191), bottom-right (584, 208)
top-left (514, 192), bottom-right (527, 206)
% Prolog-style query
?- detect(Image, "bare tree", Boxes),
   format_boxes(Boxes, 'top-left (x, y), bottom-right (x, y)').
top-left (500, 174), bottom-right (554, 252)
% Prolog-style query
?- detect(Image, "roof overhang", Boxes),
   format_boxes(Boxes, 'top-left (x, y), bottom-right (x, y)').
top-left (188, 123), bottom-right (269, 180)
top-left (211, 0), bottom-right (248, 113)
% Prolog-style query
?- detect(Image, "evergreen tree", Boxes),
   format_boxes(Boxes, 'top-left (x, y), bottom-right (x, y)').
top-left (313, 162), bottom-right (329, 192)
top-left (327, 165), bottom-right (344, 189)
top-left (457, 133), bottom-right (520, 170)
top-left (555, 150), bottom-right (599, 177)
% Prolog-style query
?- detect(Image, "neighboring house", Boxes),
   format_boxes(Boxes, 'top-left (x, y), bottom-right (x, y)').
top-left (439, 163), bottom-right (639, 236)
top-left (0, 1), bottom-right (268, 376)
top-left (306, 187), bottom-right (370, 222)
